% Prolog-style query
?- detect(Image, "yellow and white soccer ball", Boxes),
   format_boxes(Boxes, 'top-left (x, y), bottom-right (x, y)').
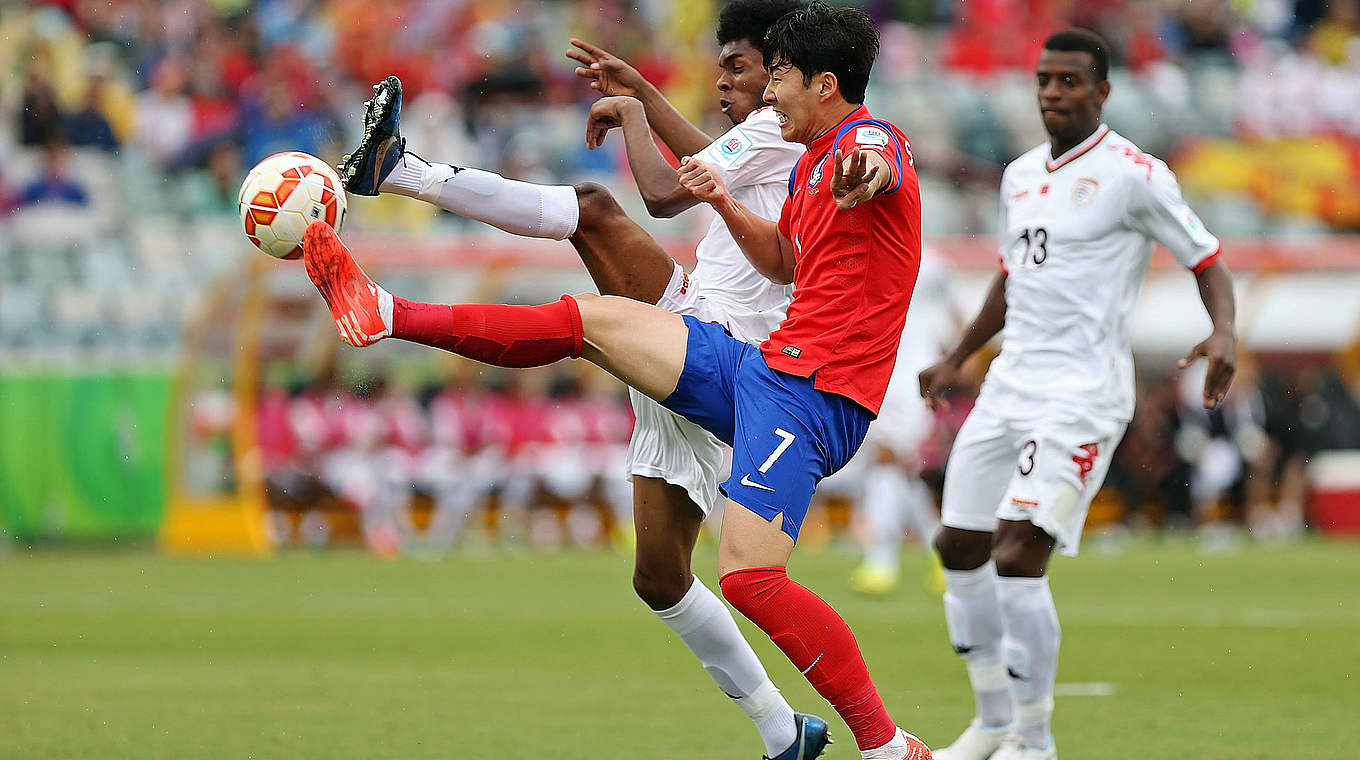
top-left (238, 151), bottom-right (347, 260)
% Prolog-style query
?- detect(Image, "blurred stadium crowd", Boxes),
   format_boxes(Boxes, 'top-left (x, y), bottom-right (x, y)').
top-left (3, 0), bottom-right (1360, 547)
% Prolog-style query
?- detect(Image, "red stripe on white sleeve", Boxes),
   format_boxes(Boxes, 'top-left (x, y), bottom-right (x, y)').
top-left (1191, 247), bottom-right (1221, 275)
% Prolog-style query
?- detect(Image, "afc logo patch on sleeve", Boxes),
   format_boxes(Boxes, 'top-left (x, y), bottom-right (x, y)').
top-left (1181, 208), bottom-right (1208, 236)
top-left (854, 126), bottom-right (889, 147)
top-left (702, 127), bottom-right (753, 168)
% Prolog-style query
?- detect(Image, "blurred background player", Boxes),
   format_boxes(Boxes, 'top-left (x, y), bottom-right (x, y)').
top-left (819, 250), bottom-right (953, 596)
top-left (332, 2), bottom-right (835, 757)
top-left (919, 28), bottom-right (1237, 760)
top-left (305, 5), bottom-right (931, 756)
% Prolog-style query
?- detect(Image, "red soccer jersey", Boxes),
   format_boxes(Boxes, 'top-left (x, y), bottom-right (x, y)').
top-left (765, 106), bottom-right (922, 415)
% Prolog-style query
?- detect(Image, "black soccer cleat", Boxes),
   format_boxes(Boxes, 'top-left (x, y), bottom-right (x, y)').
top-left (338, 75), bottom-right (405, 196)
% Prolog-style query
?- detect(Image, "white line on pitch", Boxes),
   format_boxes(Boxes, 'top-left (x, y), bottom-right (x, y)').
top-left (1054, 682), bottom-right (1117, 697)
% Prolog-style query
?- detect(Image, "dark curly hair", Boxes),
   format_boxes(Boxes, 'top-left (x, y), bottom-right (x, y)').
top-left (716, 0), bottom-right (807, 58)
top-left (762, 1), bottom-right (879, 104)
top-left (1043, 28), bottom-right (1111, 82)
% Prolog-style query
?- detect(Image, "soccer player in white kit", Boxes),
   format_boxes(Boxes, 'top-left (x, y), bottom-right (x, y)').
top-left (335, 3), bottom-right (836, 758)
top-left (919, 29), bottom-right (1237, 760)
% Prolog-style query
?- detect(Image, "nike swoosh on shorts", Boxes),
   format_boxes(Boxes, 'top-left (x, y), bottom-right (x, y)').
top-left (739, 474), bottom-right (776, 492)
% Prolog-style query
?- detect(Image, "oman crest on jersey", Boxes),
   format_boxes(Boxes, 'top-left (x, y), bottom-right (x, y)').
top-left (1072, 177), bottom-right (1100, 207)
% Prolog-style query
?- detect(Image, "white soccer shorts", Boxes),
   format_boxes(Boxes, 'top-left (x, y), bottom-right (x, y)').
top-left (626, 263), bottom-right (786, 517)
top-left (940, 389), bottom-right (1127, 556)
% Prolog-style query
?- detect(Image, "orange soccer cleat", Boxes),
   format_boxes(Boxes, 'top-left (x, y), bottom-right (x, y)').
top-left (302, 221), bottom-right (393, 347)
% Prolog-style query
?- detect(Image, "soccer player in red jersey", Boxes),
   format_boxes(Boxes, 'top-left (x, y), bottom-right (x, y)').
top-left (304, 3), bottom-right (928, 757)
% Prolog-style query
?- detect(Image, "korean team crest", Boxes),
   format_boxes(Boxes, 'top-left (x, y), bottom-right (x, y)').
top-left (808, 156), bottom-right (827, 194)
top-left (1072, 178), bottom-right (1099, 207)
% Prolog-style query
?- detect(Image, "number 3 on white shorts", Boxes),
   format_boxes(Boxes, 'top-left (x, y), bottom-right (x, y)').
top-left (758, 428), bottom-right (797, 473)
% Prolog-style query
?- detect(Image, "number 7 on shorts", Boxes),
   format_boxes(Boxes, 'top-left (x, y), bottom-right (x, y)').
top-left (758, 428), bottom-right (797, 473)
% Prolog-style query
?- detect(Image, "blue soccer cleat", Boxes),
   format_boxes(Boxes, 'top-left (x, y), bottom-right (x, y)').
top-left (338, 75), bottom-right (405, 196)
top-left (767, 713), bottom-right (833, 760)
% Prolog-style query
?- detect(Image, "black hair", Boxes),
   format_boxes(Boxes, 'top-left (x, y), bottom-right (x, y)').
top-left (1042, 27), bottom-right (1110, 82)
top-left (762, 0), bottom-right (878, 104)
top-left (716, 0), bottom-right (807, 58)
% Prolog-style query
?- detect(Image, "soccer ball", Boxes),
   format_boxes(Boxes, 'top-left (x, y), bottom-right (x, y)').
top-left (238, 152), bottom-right (347, 260)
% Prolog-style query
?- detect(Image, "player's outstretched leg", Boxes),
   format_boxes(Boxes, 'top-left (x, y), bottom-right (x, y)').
top-left (303, 220), bottom-right (687, 398)
top-left (339, 75), bottom-right (579, 240)
top-left (339, 76), bottom-right (674, 303)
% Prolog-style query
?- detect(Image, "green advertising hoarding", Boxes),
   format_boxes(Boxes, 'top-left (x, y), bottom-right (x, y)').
top-left (0, 372), bottom-right (169, 540)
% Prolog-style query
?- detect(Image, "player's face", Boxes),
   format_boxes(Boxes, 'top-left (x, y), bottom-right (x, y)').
top-left (716, 39), bottom-right (770, 125)
top-left (763, 63), bottom-right (819, 143)
top-left (1035, 50), bottom-right (1109, 143)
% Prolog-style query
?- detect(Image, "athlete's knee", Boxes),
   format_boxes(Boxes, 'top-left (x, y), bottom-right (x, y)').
top-left (573, 182), bottom-right (624, 229)
top-left (718, 566), bottom-right (788, 614)
top-left (991, 525), bottom-right (1054, 577)
top-left (632, 557), bottom-right (691, 610)
top-left (934, 526), bottom-right (992, 570)
top-left (572, 292), bottom-right (637, 342)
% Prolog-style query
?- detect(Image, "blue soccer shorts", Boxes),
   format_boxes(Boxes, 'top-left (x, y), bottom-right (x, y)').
top-left (661, 316), bottom-right (872, 541)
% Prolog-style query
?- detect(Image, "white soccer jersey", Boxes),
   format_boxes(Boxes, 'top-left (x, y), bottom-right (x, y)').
top-left (986, 124), bottom-right (1220, 421)
top-left (690, 106), bottom-right (803, 314)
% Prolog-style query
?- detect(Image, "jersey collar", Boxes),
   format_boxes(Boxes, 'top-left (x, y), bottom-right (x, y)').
top-left (1045, 123), bottom-right (1110, 173)
top-left (809, 104), bottom-right (870, 155)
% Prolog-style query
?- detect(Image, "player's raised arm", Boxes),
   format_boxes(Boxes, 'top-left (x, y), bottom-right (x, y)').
top-left (585, 96), bottom-right (701, 218)
top-left (568, 38), bottom-right (713, 159)
top-left (678, 156), bottom-right (795, 284)
top-left (919, 271), bottom-right (1007, 410)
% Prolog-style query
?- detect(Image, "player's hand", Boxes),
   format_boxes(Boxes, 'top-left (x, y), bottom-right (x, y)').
top-left (830, 147), bottom-right (881, 210)
top-left (677, 157), bottom-right (730, 205)
top-left (919, 356), bottom-right (962, 411)
top-left (567, 39), bottom-right (645, 98)
top-left (1179, 329), bottom-right (1236, 409)
top-left (585, 96), bottom-right (640, 149)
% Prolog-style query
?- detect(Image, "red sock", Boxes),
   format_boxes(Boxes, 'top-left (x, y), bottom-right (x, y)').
top-left (392, 295), bottom-right (583, 367)
top-left (720, 567), bottom-right (897, 751)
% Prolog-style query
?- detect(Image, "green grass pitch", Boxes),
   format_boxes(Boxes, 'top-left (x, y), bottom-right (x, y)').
top-left (2, 540), bottom-right (1355, 758)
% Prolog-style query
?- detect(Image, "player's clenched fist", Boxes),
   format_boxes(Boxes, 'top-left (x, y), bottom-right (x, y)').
top-left (677, 157), bottom-right (729, 204)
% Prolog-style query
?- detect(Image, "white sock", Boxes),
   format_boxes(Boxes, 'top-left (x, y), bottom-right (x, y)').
top-left (380, 153), bottom-right (579, 240)
top-left (860, 727), bottom-right (908, 759)
top-left (861, 465), bottom-right (906, 570)
top-left (942, 561), bottom-right (1011, 727)
top-left (376, 285), bottom-right (393, 334)
top-left (997, 575), bottom-right (1060, 747)
top-left (655, 576), bottom-right (796, 756)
